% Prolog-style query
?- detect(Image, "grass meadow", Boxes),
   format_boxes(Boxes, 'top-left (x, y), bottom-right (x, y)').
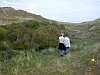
top-left (0, 38), bottom-right (99, 75)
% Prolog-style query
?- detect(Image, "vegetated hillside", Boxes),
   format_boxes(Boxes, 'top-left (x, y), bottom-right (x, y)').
top-left (0, 20), bottom-right (65, 58)
top-left (0, 7), bottom-right (54, 25)
top-left (0, 18), bottom-right (100, 75)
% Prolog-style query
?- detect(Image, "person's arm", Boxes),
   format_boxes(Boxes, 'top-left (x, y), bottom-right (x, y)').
top-left (68, 38), bottom-right (70, 47)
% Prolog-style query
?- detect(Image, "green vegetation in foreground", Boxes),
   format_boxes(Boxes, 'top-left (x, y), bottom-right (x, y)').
top-left (0, 41), bottom-right (99, 75)
top-left (0, 19), bottom-right (100, 75)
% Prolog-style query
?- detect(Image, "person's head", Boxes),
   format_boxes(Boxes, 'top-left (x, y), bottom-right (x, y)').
top-left (60, 33), bottom-right (64, 36)
top-left (65, 34), bottom-right (69, 37)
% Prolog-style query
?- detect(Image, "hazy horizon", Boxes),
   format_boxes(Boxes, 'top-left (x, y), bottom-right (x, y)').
top-left (0, 0), bottom-right (100, 23)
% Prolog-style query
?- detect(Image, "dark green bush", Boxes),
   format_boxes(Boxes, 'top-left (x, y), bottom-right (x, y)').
top-left (22, 20), bottom-right (40, 29)
top-left (0, 27), bottom-right (8, 40)
top-left (32, 25), bottom-right (60, 50)
top-left (0, 41), bottom-right (18, 61)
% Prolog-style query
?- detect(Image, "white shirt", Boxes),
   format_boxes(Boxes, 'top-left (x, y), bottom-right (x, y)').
top-left (59, 36), bottom-right (64, 43)
top-left (64, 36), bottom-right (70, 47)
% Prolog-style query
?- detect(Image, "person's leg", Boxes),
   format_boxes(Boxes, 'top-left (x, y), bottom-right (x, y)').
top-left (64, 47), bottom-right (69, 54)
top-left (64, 47), bottom-right (67, 54)
top-left (60, 50), bottom-right (65, 56)
top-left (66, 48), bottom-right (69, 53)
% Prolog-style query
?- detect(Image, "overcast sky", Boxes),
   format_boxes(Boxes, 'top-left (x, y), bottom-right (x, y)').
top-left (0, 0), bottom-right (100, 23)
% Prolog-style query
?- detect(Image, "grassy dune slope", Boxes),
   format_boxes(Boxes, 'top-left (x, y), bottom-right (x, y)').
top-left (0, 20), bottom-right (100, 75)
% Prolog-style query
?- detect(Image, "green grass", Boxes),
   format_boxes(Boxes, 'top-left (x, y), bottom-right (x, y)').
top-left (0, 40), bottom-right (99, 75)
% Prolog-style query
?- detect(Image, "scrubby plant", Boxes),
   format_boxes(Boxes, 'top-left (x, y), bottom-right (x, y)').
top-left (22, 20), bottom-right (40, 29)
top-left (32, 25), bottom-right (60, 50)
top-left (0, 27), bottom-right (8, 41)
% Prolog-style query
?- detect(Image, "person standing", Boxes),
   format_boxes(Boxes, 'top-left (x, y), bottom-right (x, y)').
top-left (63, 34), bottom-right (70, 54)
top-left (58, 33), bottom-right (65, 57)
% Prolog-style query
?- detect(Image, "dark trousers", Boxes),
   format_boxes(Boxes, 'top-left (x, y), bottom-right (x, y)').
top-left (58, 43), bottom-right (66, 56)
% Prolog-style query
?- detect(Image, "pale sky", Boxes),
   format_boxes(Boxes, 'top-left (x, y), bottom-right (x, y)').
top-left (0, 0), bottom-right (100, 23)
